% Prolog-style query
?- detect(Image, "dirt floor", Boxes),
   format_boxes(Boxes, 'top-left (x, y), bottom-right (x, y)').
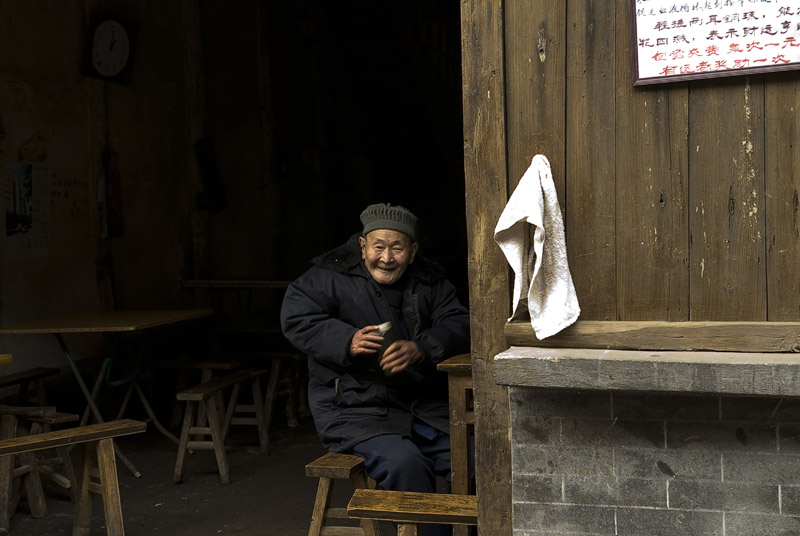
top-left (5, 415), bottom-right (362, 535)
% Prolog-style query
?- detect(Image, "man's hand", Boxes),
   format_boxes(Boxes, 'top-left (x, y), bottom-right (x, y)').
top-left (349, 325), bottom-right (383, 356)
top-left (380, 340), bottom-right (422, 375)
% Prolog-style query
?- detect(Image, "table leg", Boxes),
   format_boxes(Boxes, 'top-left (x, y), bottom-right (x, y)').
top-left (54, 335), bottom-right (142, 478)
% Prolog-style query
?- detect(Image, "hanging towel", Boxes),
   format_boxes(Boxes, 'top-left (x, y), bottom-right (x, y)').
top-left (494, 154), bottom-right (580, 339)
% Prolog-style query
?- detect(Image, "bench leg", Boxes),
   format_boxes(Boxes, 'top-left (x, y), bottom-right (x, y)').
top-left (17, 448), bottom-right (46, 518)
top-left (0, 415), bottom-right (16, 533)
top-left (74, 439), bottom-right (126, 536)
top-left (174, 401), bottom-right (197, 483)
top-left (97, 438), bottom-right (125, 535)
top-left (249, 377), bottom-right (269, 455)
top-left (308, 476), bottom-right (332, 536)
top-left (397, 524), bottom-right (419, 536)
top-left (264, 359), bottom-right (281, 430)
top-left (73, 442), bottom-right (95, 536)
top-left (205, 397), bottom-right (231, 484)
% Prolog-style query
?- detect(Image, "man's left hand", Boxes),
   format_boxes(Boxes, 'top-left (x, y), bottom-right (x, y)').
top-left (379, 340), bottom-right (422, 375)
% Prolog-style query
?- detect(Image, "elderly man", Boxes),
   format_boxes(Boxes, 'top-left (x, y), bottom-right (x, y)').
top-left (281, 203), bottom-right (470, 533)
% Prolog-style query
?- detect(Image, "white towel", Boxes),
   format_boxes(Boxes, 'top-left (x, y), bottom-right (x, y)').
top-left (494, 154), bottom-right (580, 339)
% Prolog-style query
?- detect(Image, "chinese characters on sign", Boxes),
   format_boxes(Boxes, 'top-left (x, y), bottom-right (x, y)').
top-left (630, 1), bottom-right (800, 85)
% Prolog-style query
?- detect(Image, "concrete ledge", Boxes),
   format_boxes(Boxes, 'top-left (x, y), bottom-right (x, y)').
top-left (494, 346), bottom-right (800, 396)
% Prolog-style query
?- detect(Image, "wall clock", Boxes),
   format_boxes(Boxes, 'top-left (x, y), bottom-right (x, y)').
top-left (83, 14), bottom-right (137, 83)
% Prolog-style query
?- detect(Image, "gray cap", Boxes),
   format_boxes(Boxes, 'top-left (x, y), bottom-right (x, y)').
top-left (360, 203), bottom-right (417, 241)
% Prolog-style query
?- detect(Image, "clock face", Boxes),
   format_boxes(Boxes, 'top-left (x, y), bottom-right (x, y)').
top-left (91, 20), bottom-right (130, 78)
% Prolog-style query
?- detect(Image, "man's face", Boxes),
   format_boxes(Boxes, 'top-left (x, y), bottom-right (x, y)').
top-left (359, 229), bottom-right (418, 285)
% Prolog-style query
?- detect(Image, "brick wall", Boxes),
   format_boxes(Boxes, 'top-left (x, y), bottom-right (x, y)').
top-left (509, 387), bottom-right (800, 535)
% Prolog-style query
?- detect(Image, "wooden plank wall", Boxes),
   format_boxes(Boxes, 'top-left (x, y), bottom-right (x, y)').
top-left (461, 0), bottom-right (800, 534)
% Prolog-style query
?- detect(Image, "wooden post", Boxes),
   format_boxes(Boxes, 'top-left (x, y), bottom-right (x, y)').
top-left (460, 0), bottom-right (512, 534)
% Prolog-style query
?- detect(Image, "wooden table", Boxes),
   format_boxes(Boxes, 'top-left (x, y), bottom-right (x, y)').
top-left (0, 309), bottom-right (213, 475)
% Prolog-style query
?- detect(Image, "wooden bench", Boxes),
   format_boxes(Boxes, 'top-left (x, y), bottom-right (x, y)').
top-left (174, 369), bottom-right (267, 484)
top-left (0, 367), bottom-right (59, 406)
top-left (0, 418), bottom-right (146, 535)
top-left (347, 488), bottom-right (477, 535)
top-left (305, 452), bottom-right (378, 536)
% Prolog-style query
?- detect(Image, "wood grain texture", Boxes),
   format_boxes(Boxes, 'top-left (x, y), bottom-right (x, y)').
top-left (565, 0), bottom-right (617, 320)
top-left (461, 0), bottom-right (512, 534)
top-left (505, 0), bottom-right (566, 200)
top-left (0, 419), bottom-right (146, 456)
top-left (614, 0), bottom-right (689, 321)
top-left (688, 77), bottom-right (767, 320)
top-left (495, 346), bottom-right (800, 396)
top-left (347, 489), bottom-right (477, 525)
top-left (765, 72), bottom-right (800, 321)
top-left (505, 320), bottom-right (800, 352)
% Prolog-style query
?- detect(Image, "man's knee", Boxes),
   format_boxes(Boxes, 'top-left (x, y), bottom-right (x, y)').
top-left (354, 435), bottom-right (436, 492)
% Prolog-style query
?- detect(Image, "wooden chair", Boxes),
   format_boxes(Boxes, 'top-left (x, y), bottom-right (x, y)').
top-left (347, 489), bottom-right (477, 535)
top-left (174, 369), bottom-right (267, 484)
top-left (305, 452), bottom-right (378, 536)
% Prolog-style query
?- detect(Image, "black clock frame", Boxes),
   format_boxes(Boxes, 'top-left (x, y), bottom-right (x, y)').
top-left (82, 12), bottom-right (137, 84)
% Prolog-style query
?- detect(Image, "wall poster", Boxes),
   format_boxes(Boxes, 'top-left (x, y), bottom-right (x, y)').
top-left (629, 1), bottom-right (800, 85)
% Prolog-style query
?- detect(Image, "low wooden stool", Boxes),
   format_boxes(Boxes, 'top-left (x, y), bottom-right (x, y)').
top-left (305, 452), bottom-right (378, 536)
top-left (0, 367), bottom-right (59, 406)
top-left (347, 489), bottom-right (478, 535)
top-left (0, 405), bottom-right (57, 530)
top-left (174, 369), bottom-right (267, 484)
top-left (27, 411), bottom-right (80, 503)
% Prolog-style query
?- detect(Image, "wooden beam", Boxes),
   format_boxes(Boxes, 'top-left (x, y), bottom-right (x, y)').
top-left (460, 0), bottom-right (512, 534)
top-left (495, 346), bottom-right (800, 396)
top-left (505, 320), bottom-right (800, 352)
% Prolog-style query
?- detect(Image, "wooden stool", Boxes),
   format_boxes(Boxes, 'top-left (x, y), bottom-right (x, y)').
top-left (27, 411), bottom-right (80, 503)
top-left (174, 369), bottom-right (267, 484)
top-left (347, 489), bottom-right (478, 535)
top-left (0, 367), bottom-right (59, 406)
top-left (232, 352), bottom-right (301, 428)
top-left (148, 356), bottom-right (241, 429)
top-left (0, 405), bottom-right (58, 530)
top-left (0, 418), bottom-right (146, 535)
top-left (305, 452), bottom-right (378, 536)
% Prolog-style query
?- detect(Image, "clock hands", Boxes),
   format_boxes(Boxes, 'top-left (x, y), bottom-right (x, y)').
top-left (109, 28), bottom-right (116, 51)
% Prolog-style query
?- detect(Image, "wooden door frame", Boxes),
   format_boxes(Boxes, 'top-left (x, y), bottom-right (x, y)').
top-left (460, 1), bottom-right (512, 534)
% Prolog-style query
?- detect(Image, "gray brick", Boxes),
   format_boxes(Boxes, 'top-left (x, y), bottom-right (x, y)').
top-left (513, 444), bottom-right (614, 477)
top-left (512, 503), bottom-right (615, 534)
top-left (723, 452), bottom-right (800, 484)
top-left (616, 508), bottom-right (723, 536)
top-left (511, 414), bottom-right (561, 446)
top-left (779, 424), bottom-right (800, 454)
top-left (781, 486), bottom-right (800, 515)
top-left (560, 418), bottom-right (664, 449)
top-left (721, 396), bottom-right (800, 423)
top-left (512, 474), bottom-right (562, 504)
top-left (510, 388), bottom-right (612, 419)
top-left (669, 480), bottom-right (779, 513)
top-left (666, 421), bottom-right (777, 451)
top-left (614, 447), bottom-right (721, 480)
top-left (614, 393), bottom-right (719, 421)
top-left (563, 475), bottom-right (666, 508)
top-left (725, 512), bottom-right (800, 536)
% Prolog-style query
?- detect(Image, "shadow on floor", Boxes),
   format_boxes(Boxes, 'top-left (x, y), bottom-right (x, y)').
top-left (6, 417), bottom-right (359, 535)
